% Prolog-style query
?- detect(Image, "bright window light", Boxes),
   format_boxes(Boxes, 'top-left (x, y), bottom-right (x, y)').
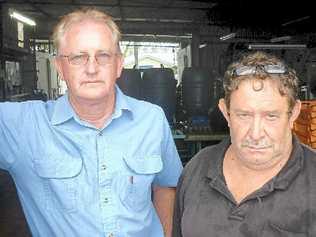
top-left (10, 10), bottom-right (36, 26)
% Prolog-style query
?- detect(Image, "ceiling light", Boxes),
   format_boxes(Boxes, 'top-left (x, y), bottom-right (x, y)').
top-left (219, 33), bottom-right (236, 41)
top-left (10, 10), bottom-right (36, 26)
top-left (248, 44), bottom-right (307, 50)
top-left (270, 36), bottom-right (292, 43)
top-left (281, 16), bottom-right (310, 27)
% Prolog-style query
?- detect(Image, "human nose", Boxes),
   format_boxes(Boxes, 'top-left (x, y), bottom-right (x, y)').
top-left (85, 55), bottom-right (98, 73)
top-left (248, 115), bottom-right (264, 140)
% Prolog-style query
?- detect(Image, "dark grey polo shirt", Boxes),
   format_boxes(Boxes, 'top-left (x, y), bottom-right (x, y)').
top-left (173, 137), bottom-right (316, 237)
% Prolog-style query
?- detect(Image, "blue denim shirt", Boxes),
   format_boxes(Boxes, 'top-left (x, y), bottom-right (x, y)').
top-left (0, 87), bottom-right (183, 237)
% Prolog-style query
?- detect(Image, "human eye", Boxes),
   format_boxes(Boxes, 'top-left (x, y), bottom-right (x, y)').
top-left (265, 112), bottom-right (280, 121)
top-left (236, 112), bottom-right (252, 120)
top-left (96, 52), bottom-right (112, 64)
top-left (69, 54), bottom-right (87, 65)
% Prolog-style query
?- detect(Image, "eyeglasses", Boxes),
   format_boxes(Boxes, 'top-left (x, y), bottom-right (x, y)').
top-left (232, 64), bottom-right (287, 77)
top-left (58, 52), bottom-right (118, 66)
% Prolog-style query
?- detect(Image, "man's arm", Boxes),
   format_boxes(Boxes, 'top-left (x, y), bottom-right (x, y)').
top-left (171, 174), bottom-right (184, 237)
top-left (153, 186), bottom-right (176, 237)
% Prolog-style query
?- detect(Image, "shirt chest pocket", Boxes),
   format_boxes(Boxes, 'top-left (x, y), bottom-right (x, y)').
top-left (116, 155), bottom-right (163, 212)
top-left (33, 154), bottom-right (82, 213)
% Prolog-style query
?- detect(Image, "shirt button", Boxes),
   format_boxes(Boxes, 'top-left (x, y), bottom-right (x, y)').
top-left (108, 233), bottom-right (114, 237)
top-left (101, 164), bottom-right (107, 170)
top-left (104, 197), bottom-right (108, 203)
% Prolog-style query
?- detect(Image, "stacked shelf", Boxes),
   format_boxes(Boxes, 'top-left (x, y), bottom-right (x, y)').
top-left (293, 100), bottom-right (316, 149)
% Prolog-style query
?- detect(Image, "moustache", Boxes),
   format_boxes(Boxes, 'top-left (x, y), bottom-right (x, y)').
top-left (241, 140), bottom-right (272, 149)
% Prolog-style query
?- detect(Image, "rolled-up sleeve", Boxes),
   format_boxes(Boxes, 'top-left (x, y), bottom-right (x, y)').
top-left (153, 108), bottom-right (183, 187)
top-left (0, 102), bottom-right (29, 170)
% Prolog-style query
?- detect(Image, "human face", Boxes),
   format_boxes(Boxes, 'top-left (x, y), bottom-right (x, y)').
top-left (219, 79), bottom-right (301, 170)
top-left (54, 20), bottom-right (123, 103)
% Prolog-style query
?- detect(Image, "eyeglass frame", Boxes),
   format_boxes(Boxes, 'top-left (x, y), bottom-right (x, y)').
top-left (57, 51), bottom-right (120, 66)
top-left (231, 64), bottom-right (288, 77)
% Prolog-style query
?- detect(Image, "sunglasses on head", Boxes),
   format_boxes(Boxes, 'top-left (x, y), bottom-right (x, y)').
top-left (232, 64), bottom-right (287, 77)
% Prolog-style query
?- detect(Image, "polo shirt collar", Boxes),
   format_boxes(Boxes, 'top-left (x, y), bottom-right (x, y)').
top-left (273, 136), bottom-right (304, 190)
top-left (206, 137), bottom-right (230, 180)
top-left (51, 86), bottom-right (134, 126)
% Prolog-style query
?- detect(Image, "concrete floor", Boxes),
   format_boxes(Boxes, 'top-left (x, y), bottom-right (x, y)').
top-left (0, 170), bottom-right (31, 237)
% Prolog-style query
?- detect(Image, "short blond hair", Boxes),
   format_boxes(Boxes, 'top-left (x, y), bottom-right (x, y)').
top-left (52, 7), bottom-right (121, 52)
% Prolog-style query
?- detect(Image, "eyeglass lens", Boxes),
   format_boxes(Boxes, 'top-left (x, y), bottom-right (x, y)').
top-left (68, 53), bottom-right (114, 65)
top-left (234, 64), bottom-right (286, 76)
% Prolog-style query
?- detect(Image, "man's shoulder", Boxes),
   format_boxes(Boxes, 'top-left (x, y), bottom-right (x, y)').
top-left (183, 144), bottom-right (222, 177)
top-left (0, 100), bottom-right (52, 134)
top-left (125, 95), bottom-right (165, 116)
top-left (301, 143), bottom-right (316, 161)
top-left (0, 100), bottom-right (48, 115)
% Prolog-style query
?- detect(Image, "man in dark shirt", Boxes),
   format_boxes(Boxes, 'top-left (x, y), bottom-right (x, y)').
top-left (173, 51), bottom-right (316, 237)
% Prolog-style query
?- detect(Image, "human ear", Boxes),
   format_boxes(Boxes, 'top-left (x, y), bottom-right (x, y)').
top-left (218, 98), bottom-right (231, 127)
top-left (289, 100), bottom-right (301, 128)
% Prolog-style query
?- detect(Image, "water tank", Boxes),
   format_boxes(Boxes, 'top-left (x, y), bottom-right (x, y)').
top-left (142, 68), bottom-right (176, 124)
top-left (182, 68), bottom-right (211, 118)
top-left (116, 69), bottom-right (142, 99)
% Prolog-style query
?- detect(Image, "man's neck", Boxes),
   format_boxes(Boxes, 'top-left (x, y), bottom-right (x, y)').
top-left (69, 94), bottom-right (116, 129)
top-left (223, 145), bottom-right (292, 203)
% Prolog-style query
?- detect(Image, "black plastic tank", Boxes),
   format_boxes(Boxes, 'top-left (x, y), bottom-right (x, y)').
top-left (116, 69), bottom-right (142, 100)
top-left (142, 68), bottom-right (176, 124)
top-left (182, 67), bottom-right (211, 118)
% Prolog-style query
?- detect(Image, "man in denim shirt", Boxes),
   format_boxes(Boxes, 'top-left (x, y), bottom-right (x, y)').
top-left (0, 8), bottom-right (182, 237)
top-left (173, 51), bottom-right (316, 237)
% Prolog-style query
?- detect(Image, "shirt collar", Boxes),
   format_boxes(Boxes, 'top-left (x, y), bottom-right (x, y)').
top-left (206, 136), bottom-right (304, 190)
top-left (206, 137), bottom-right (230, 180)
top-left (113, 85), bottom-right (134, 120)
top-left (51, 85), bottom-right (134, 126)
top-left (51, 94), bottom-right (75, 125)
top-left (273, 135), bottom-right (304, 190)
